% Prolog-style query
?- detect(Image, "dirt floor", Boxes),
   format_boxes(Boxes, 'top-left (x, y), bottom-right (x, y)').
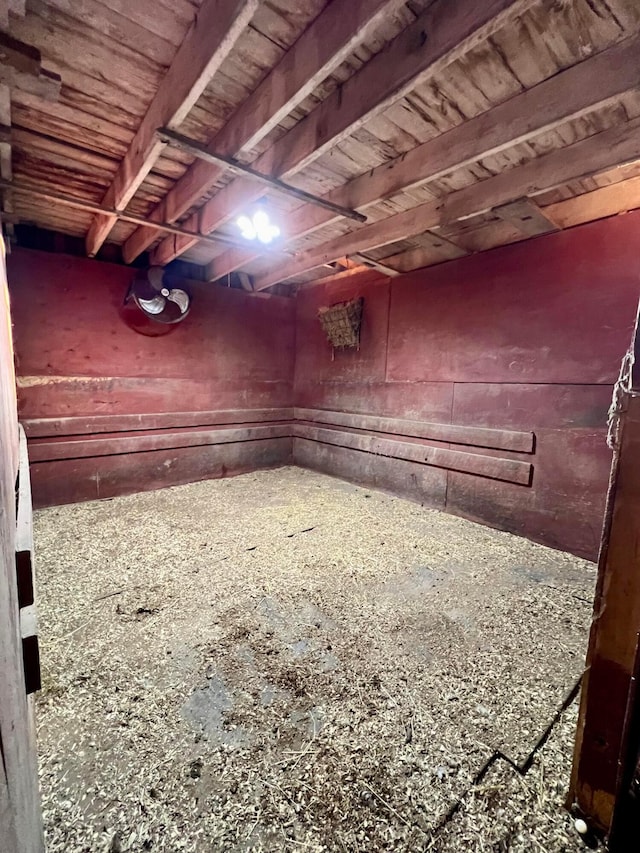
top-left (34, 466), bottom-right (599, 852)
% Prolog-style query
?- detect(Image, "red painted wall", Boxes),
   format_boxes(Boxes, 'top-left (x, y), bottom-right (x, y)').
top-left (8, 248), bottom-right (295, 505)
top-left (10, 211), bottom-right (640, 558)
top-left (294, 212), bottom-right (640, 559)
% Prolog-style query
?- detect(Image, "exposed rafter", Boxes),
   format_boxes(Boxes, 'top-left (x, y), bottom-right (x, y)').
top-left (252, 117), bottom-right (640, 289)
top-left (206, 32), bottom-right (640, 282)
top-left (121, 0), bottom-right (408, 265)
top-left (84, 0), bottom-right (259, 257)
top-left (148, 0), bottom-right (536, 267)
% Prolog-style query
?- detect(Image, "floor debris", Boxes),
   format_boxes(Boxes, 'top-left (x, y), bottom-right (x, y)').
top-left (34, 467), bottom-right (597, 851)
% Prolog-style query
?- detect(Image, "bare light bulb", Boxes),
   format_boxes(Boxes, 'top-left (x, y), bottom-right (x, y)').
top-left (237, 210), bottom-right (280, 244)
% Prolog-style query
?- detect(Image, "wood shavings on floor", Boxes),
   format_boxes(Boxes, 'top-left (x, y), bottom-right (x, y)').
top-left (33, 467), bottom-right (597, 852)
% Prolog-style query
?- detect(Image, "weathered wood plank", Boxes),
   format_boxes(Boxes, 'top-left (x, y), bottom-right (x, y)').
top-left (294, 424), bottom-right (533, 485)
top-left (85, 0), bottom-right (259, 256)
top-left (208, 32), bottom-right (640, 282)
top-left (16, 426), bottom-right (39, 697)
top-left (493, 197), bottom-right (559, 236)
top-left (27, 423), bottom-right (293, 462)
top-left (570, 392), bottom-right (640, 836)
top-left (122, 0), bottom-right (407, 264)
top-left (542, 175), bottom-right (640, 230)
top-left (30, 436), bottom-right (293, 508)
top-left (254, 115), bottom-right (640, 289)
top-left (295, 408), bottom-right (534, 453)
top-left (22, 408), bottom-right (293, 438)
top-left (0, 234), bottom-right (43, 852)
top-left (150, 0), bottom-right (535, 265)
top-left (15, 425), bottom-right (33, 608)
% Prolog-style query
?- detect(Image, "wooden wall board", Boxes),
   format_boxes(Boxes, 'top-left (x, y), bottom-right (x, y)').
top-left (570, 393), bottom-right (640, 835)
top-left (291, 212), bottom-right (638, 559)
top-left (28, 423), bottom-right (292, 462)
top-left (295, 408), bottom-right (534, 452)
top-left (23, 408), bottom-right (293, 437)
top-left (29, 436), bottom-right (292, 507)
top-left (0, 236), bottom-right (43, 852)
top-left (294, 436), bottom-right (449, 510)
top-left (386, 212), bottom-right (640, 385)
top-left (8, 246), bottom-right (296, 505)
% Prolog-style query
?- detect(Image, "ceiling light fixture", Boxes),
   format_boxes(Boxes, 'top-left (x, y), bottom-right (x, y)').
top-left (236, 209), bottom-right (281, 244)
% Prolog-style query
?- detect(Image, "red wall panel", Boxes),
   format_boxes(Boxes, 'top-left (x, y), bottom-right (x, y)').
top-left (387, 214), bottom-right (640, 384)
top-left (8, 248), bottom-right (296, 505)
top-left (294, 212), bottom-right (640, 559)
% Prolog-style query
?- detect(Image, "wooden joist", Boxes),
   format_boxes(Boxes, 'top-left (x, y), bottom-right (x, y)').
top-left (206, 32), bottom-right (640, 283)
top-left (120, 0), bottom-right (408, 264)
top-left (147, 0), bottom-right (536, 267)
top-left (253, 116), bottom-right (640, 289)
top-left (84, 0), bottom-right (259, 257)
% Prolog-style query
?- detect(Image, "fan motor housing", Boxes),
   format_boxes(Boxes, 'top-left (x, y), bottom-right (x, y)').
top-left (121, 268), bottom-right (191, 336)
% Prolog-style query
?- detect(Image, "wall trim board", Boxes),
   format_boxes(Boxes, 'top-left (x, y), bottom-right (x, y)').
top-left (29, 438), bottom-right (293, 508)
top-left (28, 424), bottom-right (293, 463)
top-left (22, 408), bottom-right (294, 438)
top-left (293, 426), bottom-right (533, 485)
top-left (26, 405), bottom-right (535, 493)
top-left (295, 407), bottom-right (534, 452)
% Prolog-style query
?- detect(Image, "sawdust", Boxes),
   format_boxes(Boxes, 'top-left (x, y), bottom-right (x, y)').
top-left (34, 467), bottom-right (597, 852)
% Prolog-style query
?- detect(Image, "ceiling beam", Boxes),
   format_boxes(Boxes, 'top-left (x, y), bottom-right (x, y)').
top-left (149, 0), bottom-right (535, 267)
top-left (0, 177), bottom-right (292, 254)
top-left (156, 127), bottom-right (366, 222)
top-left (120, 0), bottom-right (407, 265)
top-left (205, 30), bottom-right (640, 282)
top-left (252, 117), bottom-right (640, 290)
top-left (84, 0), bottom-right (258, 258)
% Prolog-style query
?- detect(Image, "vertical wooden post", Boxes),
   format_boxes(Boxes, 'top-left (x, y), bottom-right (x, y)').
top-left (569, 308), bottom-right (640, 845)
top-left (0, 233), bottom-right (43, 852)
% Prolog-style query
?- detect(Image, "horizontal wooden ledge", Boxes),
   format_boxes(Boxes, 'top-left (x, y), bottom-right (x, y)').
top-left (294, 408), bottom-right (534, 453)
top-left (28, 424), bottom-right (292, 463)
top-left (22, 408), bottom-right (294, 438)
top-left (293, 425), bottom-right (532, 485)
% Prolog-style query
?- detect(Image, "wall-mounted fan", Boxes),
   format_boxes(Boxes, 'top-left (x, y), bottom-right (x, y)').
top-left (121, 267), bottom-right (191, 336)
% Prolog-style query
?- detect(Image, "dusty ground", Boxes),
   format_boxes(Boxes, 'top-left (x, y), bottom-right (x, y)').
top-left (34, 467), bottom-right (597, 852)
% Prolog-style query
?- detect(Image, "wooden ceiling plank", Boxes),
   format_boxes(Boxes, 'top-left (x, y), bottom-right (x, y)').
top-left (492, 197), bottom-right (559, 236)
top-left (0, 84), bottom-right (13, 225)
top-left (410, 230), bottom-right (468, 260)
top-left (541, 174), bottom-right (640, 229)
top-left (252, 115), bottom-right (640, 289)
top-left (149, 0), bottom-right (535, 267)
top-left (84, 0), bottom-right (259, 257)
top-left (121, 0), bottom-right (409, 265)
top-left (351, 253), bottom-right (402, 277)
top-left (206, 31), bottom-right (640, 282)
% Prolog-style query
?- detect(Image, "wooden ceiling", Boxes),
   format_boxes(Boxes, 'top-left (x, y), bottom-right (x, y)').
top-left (2, 0), bottom-right (640, 291)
